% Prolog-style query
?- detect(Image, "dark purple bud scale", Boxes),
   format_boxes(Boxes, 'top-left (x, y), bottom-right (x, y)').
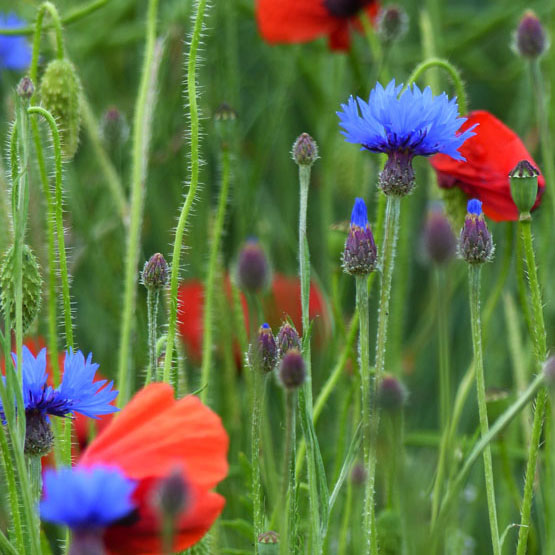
top-left (24, 409), bottom-right (54, 457)
top-left (516, 11), bottom-right (547, 59)
top-left (279, 349), bottom-right (306, 390)
top-left (459, 203), bottom-right (494, 265)
top-left (237, 240), bottom-right (270, 293)
top-left (324, 0), bottom-right (372, 18)
top-left (249, 324), bottom-right (278, 373)
top-left (379, 151), bottom-right (416, 196)
top-left (277, 322), bottom-right (301, 358)
top-left (422, 208), bottom-right (456, 265)
top-left (343, 224), bottom-right (377, 275)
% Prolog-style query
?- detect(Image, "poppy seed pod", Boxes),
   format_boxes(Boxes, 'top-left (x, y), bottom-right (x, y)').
top-left (509, 160), bottom-right (539, 220)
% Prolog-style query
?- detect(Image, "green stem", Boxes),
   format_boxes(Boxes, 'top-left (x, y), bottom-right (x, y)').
top-left (357, 276), bottom-right (378, 555)
top-left (282, 390), bottom-right (297, 555)
top-left (406, 57), bottom-right (468, 114)
top-left (117, 0), bottom-right (160, 405)
top-left (28, 106), bottom-right (74, 349)
top-left (163, 0), bottom-right (208, 385)
top-left (251, 370), bottom-right (265, 552)
top-left (0, 0), bottom-right (109, 35)
top-left (468, 265), bottom-right (500, 555)
top-left (30, 2), bottom-right (64, 85)
top-left (374, 195), bottom-right (401, 381)
top-left (516, 218), bottom-right (548, 555)
top-left (200, 149), bottom-right (231, 402)
top-left (145, 288), bottom-right (159, 385)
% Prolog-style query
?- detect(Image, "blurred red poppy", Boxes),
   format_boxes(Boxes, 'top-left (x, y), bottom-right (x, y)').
top-left (256, 0), bottom-right (379, 51)
top-left (80, 383), bottom-right (229, 554)
top-left (431, 110), bottom-right (545, 222)
top-left (177, 273), bottom-right (330, 365)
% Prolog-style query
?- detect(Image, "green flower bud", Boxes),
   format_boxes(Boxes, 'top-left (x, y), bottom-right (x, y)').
top-left (0, 244), bottom-right (42, 333)
top-left (40, 59), bottom-right (82, 160)
top-left (509, 160), bottom-right (539, 220)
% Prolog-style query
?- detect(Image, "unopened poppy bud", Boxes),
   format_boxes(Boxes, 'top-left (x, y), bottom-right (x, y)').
top-left (459, 199), bottom-right (494, 264)
top-left (258, 531), bottom-right (279, 555)
top-left (279, 349), bottom-right (306, 390)
top-left (40, 58), bottom-right (82, 159)
top-left (214, 102), bottom-right (237, 150)
top-left (0, 244), bottom-right (42, 332)
top-left (237, 239), bottom-right (270, 293)
top-left (515, 11), bottom-right (548, 59)
top-left (378, 375), bottom-right (408, 412)
top-left (99, 106), bottom-right (129, 150)
top-left (509, 160), bottom-right (539, 220)
top-left (543, 356), bottom-right (555, 388)
top-left (422, 205), bottom-right (457, 265)
top-left (24, 410), bottom-right (54, 457)
top-left (343, 198), bottom-right (377, 275)
top-left (153, 469), bottom-right (189, 520)
top-left (292, 132), bottom-right (318, 166)
top-left (248, 324), bottom-right (277, 373)
top-left (377, 5), bottom-right (408, 43)
top-left (16, 76), bottom-right (34, 99)
top-left (277, 322), bottom-right (301, 358)
top-left (142, 253), bottom-right (169, 291)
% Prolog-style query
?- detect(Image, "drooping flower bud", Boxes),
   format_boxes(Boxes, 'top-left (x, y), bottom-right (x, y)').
top-left (379, 151), bottom-right (415, 196)
top-left (24, 410), bottom-right (54, 457)
top-left (422, 204), bottom-right (457, 265)
top-left (142, 253), bottom-right (169, 291)
top-left (258, 531), bottom-right (279, 555)
top-left (377, 375), bottom-right (409, 412)
top-left (292, 133), bottom-right (318, 167)
top-left (509, 160), bottom-right (539, 220)
top-left (16, 76), bottom-right (34, 99)
top-left (39, 58), bottom-right (82, 159)
top-left (248, 323), bottom-right (278, 373)
top-left (515, 11), bottom-right (548, 59)
top-left (458, 199), bottom-right (494, 264)
top-left (152, 469), bottom-right (189, 521)
top-left (99, 106), bottom-right (129, 150)
top-left (279, 349), bottom-right (306, 390)
top-left (377, 5), bottom-right (408, 43)
top-left (0, 244), bottom-right (42, 332)
top-left (343, 197), bottom-right (377, 275)
top-left (236, 239), bottom-right (270, 293)
top-left (277, 322), bottom-right (301, 358)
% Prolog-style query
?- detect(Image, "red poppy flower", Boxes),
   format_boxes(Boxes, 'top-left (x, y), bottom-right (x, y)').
top-left (177, 273), bottom-right (330, 365)
top-left (79, 383), bottom-right (229, 554)
top-left (256, 0), bottom-right (380, 51)
top-left (430, 110), bottom-right (545, 222)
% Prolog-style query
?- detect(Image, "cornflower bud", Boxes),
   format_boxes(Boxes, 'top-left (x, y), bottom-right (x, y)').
top-left (292, 132), bottom-right (318, 166)
top-left (515, 11), bottom-right (548, 59)
top-left (277, 322), bottom-right (301, 358)
top-left (422, 204), bottom-right (457, 265)
top-left (248, 323), bottom-right (277, 373)
top-left (343, 197), bottom-right (377, 275)
top-left (16, 76), bottom-right (34, 99)
top-left (350, 462), bottom-right (367, 485)
top-left (509, 160), bottom-right (539, 220)
top-left (377, 375), bottom-right (409, 412)
top-left (39, 58), bottom-right (82, 159)
top-left (458, 199), bottom-right (494, 264)
top-left (142, 253), bottom-right (169, 291)
top-left (377, 5), bottom-right (408, 43)
top-left (236, 239), bottom-right (270, 293)
top-left (279, 349), bottom-right (306, 390)
top-left (99, 106), bottom-right (130, 149)
top-left (0, 244), bottom-right (42, 332)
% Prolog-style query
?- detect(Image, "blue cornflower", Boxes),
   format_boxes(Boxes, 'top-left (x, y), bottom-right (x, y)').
top-left (2, 346), bottom-right (119, 456)
top-left (467, 198), bottom-right (483, 216)
top-left (343, 198), bottom-right (377, 275)
top-left (337, 80), bottom-right (477, 195)
top-left (0, 14), bottom-right (32, 71)
top-left (41, 465), bottom-right (137, 529)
